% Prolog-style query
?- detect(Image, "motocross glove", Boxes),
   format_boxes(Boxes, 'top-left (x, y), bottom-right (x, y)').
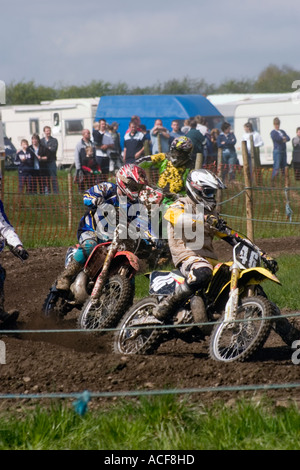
top-left (11, 246), bottom-right (29, 260)
top-left (205, 215), bottom-right (227, 231)
top-left (262, 255), bottom-right (278, 274)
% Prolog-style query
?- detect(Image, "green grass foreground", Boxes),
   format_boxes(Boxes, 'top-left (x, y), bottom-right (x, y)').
top-left (0, 396), bottom-right (299, 450)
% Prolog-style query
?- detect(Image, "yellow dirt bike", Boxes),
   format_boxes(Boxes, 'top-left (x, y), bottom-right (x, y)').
top-left (113, 225), bottom-right (298, 362)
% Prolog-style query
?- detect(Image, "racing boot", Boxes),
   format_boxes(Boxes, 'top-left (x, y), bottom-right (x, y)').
top-left (0, 309), bottom-right (19, 328)
top-left (153, 282), bottom-right (194, 322)
top-left (56, 258), bottom-right (83, 292)
top-left (190, 296), bottom-right (211, 336)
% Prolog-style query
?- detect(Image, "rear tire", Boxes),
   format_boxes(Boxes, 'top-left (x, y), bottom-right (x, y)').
top-left (77, 274), bottom-right (134, 331)
top-left (209, 296), bottom-right (272, 362)
top-left (113, 297), bottom-right (162, 355)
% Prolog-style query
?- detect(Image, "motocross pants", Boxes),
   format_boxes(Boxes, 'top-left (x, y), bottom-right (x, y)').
top-left (73, 232), bottom-right (99, 265)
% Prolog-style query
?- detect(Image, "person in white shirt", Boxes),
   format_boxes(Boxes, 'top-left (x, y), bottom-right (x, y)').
top-left (242, 122), bottom-right (264, 173)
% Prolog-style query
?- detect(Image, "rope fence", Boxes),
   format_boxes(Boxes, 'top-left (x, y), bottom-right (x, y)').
top-left (3, 163), bottom-right (300, 246)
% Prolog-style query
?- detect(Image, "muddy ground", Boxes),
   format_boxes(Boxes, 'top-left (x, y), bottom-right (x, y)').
top-left (0, 237), bottom-right (300, 410)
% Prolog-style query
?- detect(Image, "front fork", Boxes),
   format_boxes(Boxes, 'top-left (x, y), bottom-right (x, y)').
top-left (224, 264), bottom-right (240, 324)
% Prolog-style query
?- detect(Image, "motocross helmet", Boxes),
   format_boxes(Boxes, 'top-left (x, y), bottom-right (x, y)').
top-left (167, 136), bottom-right (193, 168)
top-left (186, 169), bottom-right (226, 211)
top-left (116, 164), bottom-right (148, 201)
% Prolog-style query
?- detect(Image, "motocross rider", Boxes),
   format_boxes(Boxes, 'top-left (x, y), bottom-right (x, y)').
top-left (137, 136), bottom-right (194, 197)
top-left (56, 164), bottom-right (159, 292)
top-left (152, 168), bottom-right (278, 322)
top-left (0, 196), bottom-right (29, 327)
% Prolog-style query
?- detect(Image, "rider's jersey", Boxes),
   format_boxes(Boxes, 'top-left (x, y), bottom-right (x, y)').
top-left (77, 182), bottom-right (155, 243)
top-left (0, 200), bottom-right (22, 253)
top-left (164, 195), bottom-right (250, 268)
top-left (164, 195), bottom-right (219, 267)
top-left (138, 153), bottom-right (191, 194)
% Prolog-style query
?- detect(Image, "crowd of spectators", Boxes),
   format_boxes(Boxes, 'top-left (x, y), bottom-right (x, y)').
top-left (13, 114), bottom-right (300, 193)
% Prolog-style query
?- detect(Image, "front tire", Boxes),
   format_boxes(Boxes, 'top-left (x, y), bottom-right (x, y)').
top-left (209, 296), bottom-right (272, 362)
top-left (77, 274), bottom-right (134, 331)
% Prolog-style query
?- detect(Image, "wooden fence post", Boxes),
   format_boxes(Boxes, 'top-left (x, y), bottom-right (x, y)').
top-left (242, 140), bottom-right (254, 241)
top-left (195, 153), bottom-right (203, 169)
top-left (249, 134), bottom-right (256, 186)
top-left (157, 133), bottom-right (162, 153)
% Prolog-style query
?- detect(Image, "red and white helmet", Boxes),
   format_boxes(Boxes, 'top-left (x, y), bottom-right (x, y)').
top-left (116, 164), bottom-right (148, 201)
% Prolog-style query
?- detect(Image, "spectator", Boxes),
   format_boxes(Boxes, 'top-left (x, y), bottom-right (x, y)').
top-left (292, 127), bottom-right (300, 180)
top-left (15, 139), bottom-right (34, 193)
top-left (195, 115), bottom-right (209, 136)
top-left (150, 119), bottom-right (170, 154)
top-left (95, 119), bottom-right (115, 179)
top-left (206, 128), bottom-right (220, 168)
top-left (27, 134), bottom-right (52, 194)
top-left (123, 120), bottom-right (145, 164)
top-left (40, 126), bottom-right (59, 194)
top-left (242, 122), bottom-right (264, 174)
top-left (81, 145), bottom-right (101, 187)
top-left (74, 129), bottom-right (95, 191)
top-left (217, 122), bottom-right (238, 181)
top-left (186, 119), bottom-right (206, 166)
top-left (181, 118), bottom-right (191, 134)
top-left (270, 117), bottom-right (290, 181)
top-left (169, 119), bottom-right (184, 144)
top-left (108, 122), bottom-right (123, 170)
top-left (92, 120), bottom-right (102, 147)
top-left (139, 124), bottom-right (152, 155)
top-left (125, 115), bottom-right (142, 134)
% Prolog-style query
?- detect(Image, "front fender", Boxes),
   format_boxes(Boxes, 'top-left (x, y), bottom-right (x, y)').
top-left (239, 267), bottom-right (281, 285)
top-left (111, 251), bottom-right (140, 273)
top-left (209, 266), bottom-right (281, 304)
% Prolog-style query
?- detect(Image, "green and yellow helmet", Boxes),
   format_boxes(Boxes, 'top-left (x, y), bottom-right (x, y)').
top-left (168, 136), bottom-right (193, 167)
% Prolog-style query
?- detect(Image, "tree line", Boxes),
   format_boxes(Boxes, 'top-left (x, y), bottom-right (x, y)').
top-left (5, 64), bottom-right (300, 105)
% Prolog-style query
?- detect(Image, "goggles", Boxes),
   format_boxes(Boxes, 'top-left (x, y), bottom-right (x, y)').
top-left (127, 180), bottom-right (145, 193)
top-left (202, 187), bottom-right (217, 198)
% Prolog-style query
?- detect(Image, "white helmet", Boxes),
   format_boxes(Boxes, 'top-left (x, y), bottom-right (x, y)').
top-left (186, 169), bottom-right (226, 211)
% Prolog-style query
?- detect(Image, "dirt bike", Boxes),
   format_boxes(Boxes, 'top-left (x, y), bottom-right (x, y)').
top-left (113, 225), bottom-right (297, 362)
top-left (43, 225), bottom-right (141, 330)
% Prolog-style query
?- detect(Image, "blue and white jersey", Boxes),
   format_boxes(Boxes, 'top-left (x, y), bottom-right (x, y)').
top-left (0, 200), bottom-right (22, 252)
top-left (77, 182), bottom-right (154, 242)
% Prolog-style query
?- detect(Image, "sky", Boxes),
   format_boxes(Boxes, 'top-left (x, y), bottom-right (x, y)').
top-left (1, 0), bottom-right (299, 91)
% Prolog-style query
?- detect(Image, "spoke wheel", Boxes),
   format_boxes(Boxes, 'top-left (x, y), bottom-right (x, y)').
top-left (113, 297), bottom-right (162, 355)
top-left (209, 296), bottom-right (272, 362)
top-left (78, 274), bottom-right (134, 331)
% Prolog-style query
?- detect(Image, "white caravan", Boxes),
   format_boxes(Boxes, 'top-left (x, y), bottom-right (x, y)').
top-left (208, 93), bottom-right (300, 165)
top-left (0, 98), bottom-right (99, 167)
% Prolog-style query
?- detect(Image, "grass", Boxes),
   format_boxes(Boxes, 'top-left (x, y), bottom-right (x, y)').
top-left (260, 254), bottom-right (300, 311)
top-left (0, 396), bottom-right (299, 450)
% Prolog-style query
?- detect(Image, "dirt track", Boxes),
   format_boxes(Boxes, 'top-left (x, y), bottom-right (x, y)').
top-left (1, 237), bottom-right (300, 409)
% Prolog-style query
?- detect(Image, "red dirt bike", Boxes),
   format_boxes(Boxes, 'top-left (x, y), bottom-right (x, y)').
top-left (113, 223), bottom-right (300, 362)
top-left (43, 225), bottom-right (145, 330)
